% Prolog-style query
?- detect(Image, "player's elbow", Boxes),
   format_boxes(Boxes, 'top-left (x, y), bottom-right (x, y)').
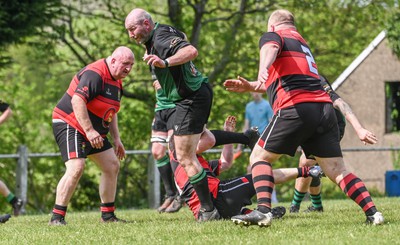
top-left (186, 45), bottom-right (198, 59)
top-left (220, 160), bottom-right (233, 172)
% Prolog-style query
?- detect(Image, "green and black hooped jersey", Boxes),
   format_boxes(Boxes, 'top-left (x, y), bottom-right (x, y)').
top-left (145, 23), bottom-right (208, 102)
top-left (155, 86), bottom-right (176, 112)
top-left (151, 69), bottom-right (176, 112)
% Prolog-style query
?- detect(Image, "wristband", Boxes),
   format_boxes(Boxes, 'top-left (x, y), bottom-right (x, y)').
top-left (163, 59), bottom-right (169, 67)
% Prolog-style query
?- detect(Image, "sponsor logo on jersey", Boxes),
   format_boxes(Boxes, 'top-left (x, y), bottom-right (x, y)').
top-left (102, 108), bottom-right (116, 128)
top-left (170, 37), bottom-right (182, 48)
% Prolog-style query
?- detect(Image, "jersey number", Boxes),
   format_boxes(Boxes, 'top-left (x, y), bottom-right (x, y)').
top-left (301, 45), bottom-right (318, 75)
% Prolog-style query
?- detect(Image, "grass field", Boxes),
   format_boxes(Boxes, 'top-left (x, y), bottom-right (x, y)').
top-left (1, 197), bottom-right (399, 245)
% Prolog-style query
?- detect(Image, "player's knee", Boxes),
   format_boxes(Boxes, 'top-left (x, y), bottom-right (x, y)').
top-left (67, 163), bottom-right (85, 181)
top-left (310, 177), bottom-right (320, 187)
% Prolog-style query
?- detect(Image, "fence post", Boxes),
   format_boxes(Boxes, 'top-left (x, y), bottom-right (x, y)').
top-left (16, 145), bottom-right (28, 214)
top-left (147, 152), bottom-right (160, 209)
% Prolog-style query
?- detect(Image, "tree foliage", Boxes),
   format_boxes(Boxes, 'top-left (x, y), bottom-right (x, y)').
top-left (387, 7), bottom-right (400, 58)
top-left (0, 0), bottom-right (396, 212)
top-left (0, 0), bottom-right (62, 66)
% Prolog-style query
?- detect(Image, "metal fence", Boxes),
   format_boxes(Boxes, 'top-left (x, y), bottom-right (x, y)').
top-left (1, 146), bottom-right (400, 211)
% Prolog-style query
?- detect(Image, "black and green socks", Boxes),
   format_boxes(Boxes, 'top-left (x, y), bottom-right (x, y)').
top-left (6, 193), bottom-right (18, 206)
top-left (310, 193), bottom-right (323, 209)
top-left (156, 155), bottom-right (176, 197)
top-left (189, 168), bottom-right (214, 211)
top-left (291, 189), bottom-right (306, 207)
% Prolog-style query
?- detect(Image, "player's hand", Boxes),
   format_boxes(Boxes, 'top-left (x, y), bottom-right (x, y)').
top-left (153, 80), bottom-right (161, 90)
top-left (113, 138), bottom-right (126, 160)
top-left (143, 54), bottom-right (167, 68)
top-left (86, 129), bottom-right (104, 149)
top-left (256, 69), bottom-right (269, 90)
top-left (224, 76), bottom-right (252, 93)
top-left (224, 115), bottom-right (236, 132)
top-left (357, 128), bottom-right (378, 145)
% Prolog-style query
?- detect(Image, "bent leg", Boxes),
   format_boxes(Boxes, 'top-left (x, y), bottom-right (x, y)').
top-left (316, 157), bottom-right (379, 216)
top-left (89, 148), bottom-right (120, 203)
top-left (175, 133), bottom-right (214, 212)
top-left (55, 158), bottom-right (85, 205)
top-left (291, 153), bottom-right (317, 211)
top-left (249, 145), bottom-right (281, 212)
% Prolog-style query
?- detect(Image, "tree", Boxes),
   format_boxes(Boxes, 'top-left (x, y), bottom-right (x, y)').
top-left (0, 1), bottom-right (62, 66)
top-left (387, 8), bottom-right (400, 58)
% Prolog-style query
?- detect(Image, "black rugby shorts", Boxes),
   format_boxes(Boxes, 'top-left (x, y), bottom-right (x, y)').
top-left (152, 107), bottom-right (176, 132)
top-left (173, 83), bottom-right (213, 135)
top-left (214, 174), bottom-right (254, 219)
top-left (52, 121), bottom-right (112, 162)
top-left (258, 102), bottom-right (342, 158)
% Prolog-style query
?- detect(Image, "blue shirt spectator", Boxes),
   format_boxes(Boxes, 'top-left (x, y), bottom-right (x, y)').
top-left (244, 92), bottom-right (273, 134)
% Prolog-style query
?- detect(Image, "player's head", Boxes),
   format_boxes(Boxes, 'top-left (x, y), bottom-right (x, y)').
top-left (125, 8), bottom-right (155, 44)
top-left (108, 46), bottom-right (135, 80)
top-left (267, 9), bottom-right (295, 32)
top-left (251, 92), bottom-right (263, 102)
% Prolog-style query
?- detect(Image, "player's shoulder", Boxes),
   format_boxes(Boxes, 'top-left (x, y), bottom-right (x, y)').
top-left (259, 32), bottom-right (282, 49)
top-left (155, 23), bottom-right (181, 36)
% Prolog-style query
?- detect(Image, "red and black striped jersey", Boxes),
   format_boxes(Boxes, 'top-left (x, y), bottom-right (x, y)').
top-left (52, 59), bottom-right (123, 138)
top-left (259, 28), bottom-right (331, 113)
top-left (172, 154), bottom-right (220, 219)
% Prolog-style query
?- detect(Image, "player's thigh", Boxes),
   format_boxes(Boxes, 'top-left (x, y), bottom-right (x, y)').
top-left (197, 128), bottom-right (216, 154)
top-left (53, 121), bottom-right (87, 162)
top-left (250, 144), bottom-right (282, 164)
top-left (301, 103), bottom-right (342, 158)
top-left (89, 148), bottom-right (119, 173)
top-left (315, 156), bottom-right (347, 183)
top-left (173, 83), bottom-right (212, 135)
top-left (174, 133), bottom-right (201, 160)
top-left (258, 106), bottom-right (314, 157)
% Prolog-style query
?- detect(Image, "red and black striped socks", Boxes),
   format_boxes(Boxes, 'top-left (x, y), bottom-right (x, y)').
top-left (252, 161), bottom-right (274, 214)
top-left (339, 173), bottom-right (377, 216)
top-left (101, 202), bottom-right (116, 220)
top-left (51, 204), bottom-right (67, 221)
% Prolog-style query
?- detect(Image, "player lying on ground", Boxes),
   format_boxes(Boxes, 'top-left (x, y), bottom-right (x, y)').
top-left (169, 116), bottom-right (323, 220)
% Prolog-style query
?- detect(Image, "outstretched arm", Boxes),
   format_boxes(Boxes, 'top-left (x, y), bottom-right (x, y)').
top-left (0, 107), bottom-right (12, 125)
top-left (224, 76), bottom-right (266, 93)
top-left (333, 98), bottom-right (377, 145)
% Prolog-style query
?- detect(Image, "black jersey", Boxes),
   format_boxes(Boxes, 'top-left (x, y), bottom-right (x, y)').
top-left (144, 23), bottom-right (208, 102)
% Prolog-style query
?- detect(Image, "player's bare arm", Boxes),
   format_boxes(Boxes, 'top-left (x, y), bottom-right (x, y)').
top-left (71, 95), bottom-right (104, 149)
top-left (110, 114), bottom-right (126, 160)
top-left (144, 45), bottom-right (197, 68)
top-left (224, 76), bottom-right (266, 93)
top-left (333, 98), bottom-right (377, 145)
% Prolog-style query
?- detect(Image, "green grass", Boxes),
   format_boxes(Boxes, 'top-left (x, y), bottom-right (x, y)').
top-left (1, 197), bottom-right (399, 245)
